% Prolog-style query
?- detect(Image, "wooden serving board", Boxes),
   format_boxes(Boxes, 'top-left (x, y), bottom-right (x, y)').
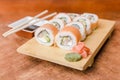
top-left (17, 19), bottom-right (115, 70)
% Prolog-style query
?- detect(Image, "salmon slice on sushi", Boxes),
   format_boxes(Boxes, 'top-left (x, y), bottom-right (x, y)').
top-left (49, 18), bottom-right (65, 30)
top-left (35, 24), bottom-right (58, 46)
top-left (55, 26), bottom-right (81, 50)
top-left (66, 22), bottom-right (86, 41)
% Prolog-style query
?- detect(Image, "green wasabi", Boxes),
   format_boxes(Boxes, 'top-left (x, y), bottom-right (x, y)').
top-left (65, 53), bottom-right (82, 62)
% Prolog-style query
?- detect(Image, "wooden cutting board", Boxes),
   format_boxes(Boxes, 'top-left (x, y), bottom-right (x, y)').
top-left (17, 19), bottom-right (115, 70)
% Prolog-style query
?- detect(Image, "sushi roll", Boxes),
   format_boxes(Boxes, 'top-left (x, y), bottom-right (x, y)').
top-left (35, 24), bottom-right (58, 46)
top-left (67, 13), bottom-right (80, 20)
top-left (54, 13), bottom-right (71, 24)
top-left (81, 13), bottom-right (98, 30)
top-left (66, 22), bottom-right (86, 41)
top-left (49, 18), bottom-right (65, 30)
top-left (73, 16), bottom-right (92, 35)
top-left (55, 26), bottom-right (81, 50)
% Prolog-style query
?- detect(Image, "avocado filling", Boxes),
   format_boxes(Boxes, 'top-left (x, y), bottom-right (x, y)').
top-left (60, 36), bottom-right (73, 46)
top-left (38, 30), bottom-right (50, 43)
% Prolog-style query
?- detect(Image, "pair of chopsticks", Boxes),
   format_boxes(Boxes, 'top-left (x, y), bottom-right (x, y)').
top-left (2, 10), bottom-right (57, 37)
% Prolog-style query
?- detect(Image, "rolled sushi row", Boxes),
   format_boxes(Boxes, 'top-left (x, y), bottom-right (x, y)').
top-left (35, 12), bottom-right (99, 50)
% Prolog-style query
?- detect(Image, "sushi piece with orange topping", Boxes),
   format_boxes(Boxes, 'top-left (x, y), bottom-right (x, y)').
top-left (55, 26), bottom-right (81, 50)
top-left (35, 24), bottom-right (58, 46)
top-left (81, 13), bottom-right (98, 30)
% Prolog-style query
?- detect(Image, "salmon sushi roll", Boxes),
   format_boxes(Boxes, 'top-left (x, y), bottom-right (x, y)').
top-left (73, 16), bottom-right (92, 35)
top-left (66, 22), bottom-right (86, 41)
top-left (49, 18), bottom-right (65, 30)
top-left (67, 13), bottom-right (80, 20)
top-left (81, 13), bottom-right (98, 30)
top-left (35, 24), bottom-right (58, 46)
top-left (54, 13), bottom-right (72, 24)
top-left (55, 26), bottom-right (81, 50)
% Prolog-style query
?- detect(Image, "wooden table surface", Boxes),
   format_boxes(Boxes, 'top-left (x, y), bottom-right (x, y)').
top-left (0, 0), bottom-right (120, 80)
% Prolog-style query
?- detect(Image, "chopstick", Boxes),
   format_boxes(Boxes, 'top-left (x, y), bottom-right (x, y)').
top-left (2, 12), bottom-right (57, 37)
top-left (12, 10), bottom-right (48, 29)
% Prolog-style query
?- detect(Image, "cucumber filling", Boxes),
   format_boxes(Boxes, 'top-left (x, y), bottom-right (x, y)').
top-left (38, 30), bottom-right (50, 43)
top-left (60, 36), bottom-right (73, 46)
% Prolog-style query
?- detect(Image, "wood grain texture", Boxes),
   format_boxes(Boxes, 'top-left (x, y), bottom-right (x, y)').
top-left (0, 0), bottom-right (120, 80)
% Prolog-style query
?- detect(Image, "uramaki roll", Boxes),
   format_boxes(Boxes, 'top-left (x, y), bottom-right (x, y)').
top-left (49, 18), bottom-right (65, 30)
top-left (67, 13), bottom-right (80, 20)
top-left (54, 13), bottom-right (72, 24)
top-left (73, 16), bottom-right (92, 35)
top-left (35, 24), bottom-right (58, 46)
top-left (66, 22), bottom-right (86, 41)
top-left (81, 13), bottom-right (98, 30)
top-left (55, 26), bottom-right (81, 50)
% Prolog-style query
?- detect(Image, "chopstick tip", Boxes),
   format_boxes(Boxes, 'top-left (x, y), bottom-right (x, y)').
top-left (2, 33), bottom-right (7, 37)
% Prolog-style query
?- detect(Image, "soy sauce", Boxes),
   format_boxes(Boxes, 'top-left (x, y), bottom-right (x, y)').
top-left (24, 25), bottom-right (39, 31)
